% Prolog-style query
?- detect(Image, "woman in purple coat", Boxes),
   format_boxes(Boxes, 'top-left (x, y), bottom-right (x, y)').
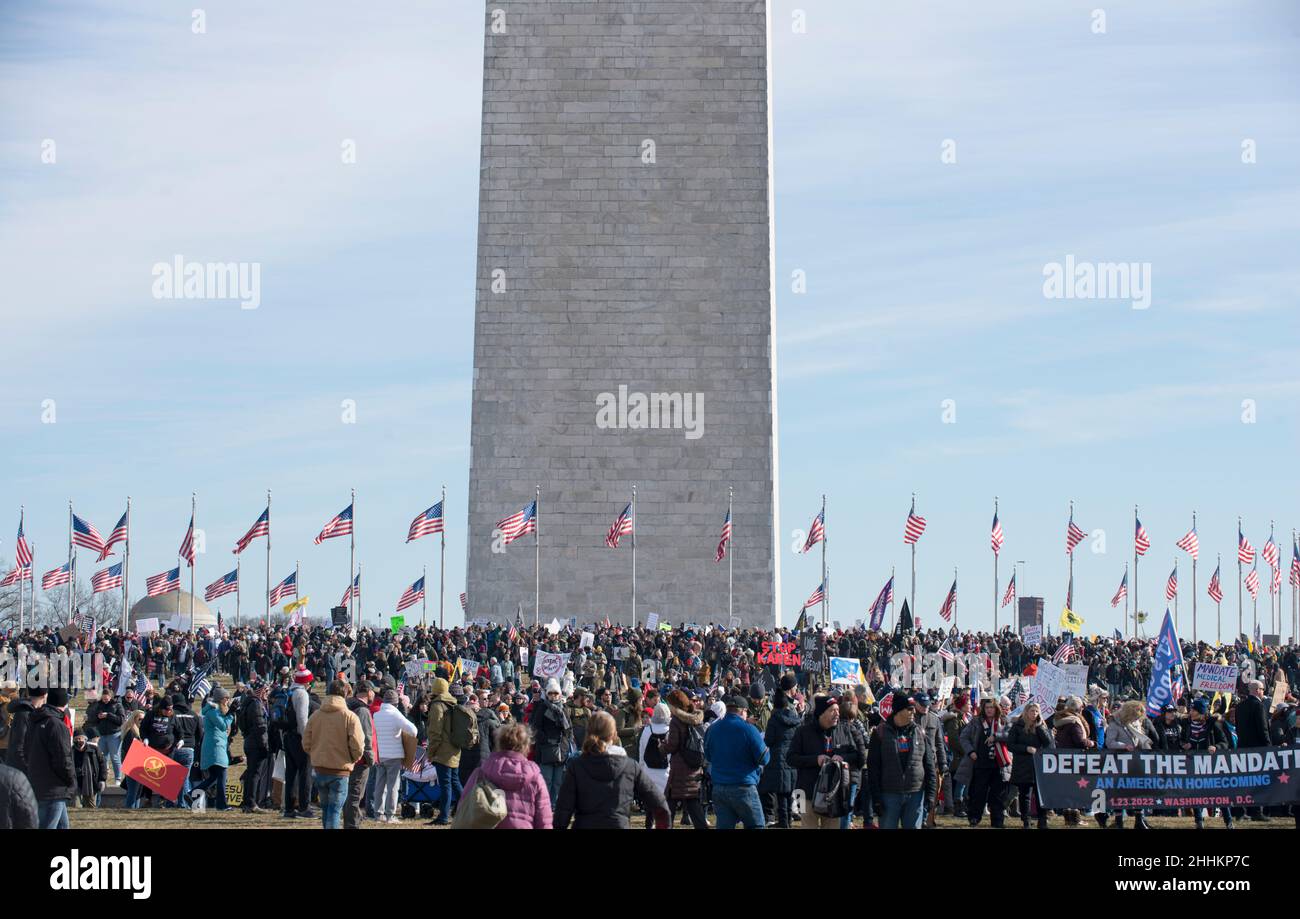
top-left (461, 721), bottom-right (553, 829)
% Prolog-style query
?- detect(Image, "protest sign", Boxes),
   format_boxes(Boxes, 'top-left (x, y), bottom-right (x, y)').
top-left (519, 648), bottom-right (529, 671)
top-left (1022, 625), bottom-right (1042, 645)
top-left (936, 675), bottom-right (957, 704)
top-left (331, 606), bottom-right (349, 627)
top-left (1035, 747), bottom-right (1300, 811)
top-left (579, 631), bottom-right (595, 649)
top-left (829, 657), bottom-right (864, 685)
top-left (458, 658), bottom-right (479, 680)
top-left (1032, 659), bottom-right (1084, 711)
top-left (645, 613), bottom-right (659, 631)
top-left (532, 650), bottom-right (570, 680)
top-left (390, 615), bottom-right (405, 631)
top-left (1271, 674), bottom-right (1290, 712)
top-left (756, 641), bottom-right (801, 667)
top-left (136, 617), bottom-right (160, 636)
top-left (1192, 663), bottom-right (1238, 694)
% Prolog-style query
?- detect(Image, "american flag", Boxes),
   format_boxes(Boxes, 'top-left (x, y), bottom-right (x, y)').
top-left (99, 509), bottom-right (128, 561)
top-left (42, 561), bottom-right (72, 590)
top-left (1290, 539), bottom-right (1300, 588)
top-left (1208, 563), bottom-right (1223, 603)
top-left (1066, 511), bottom-right (1086, 555)
top-left (410, 747), bottom-right (431, 775)
top-left (507, 624), bottom-right (518, 643)
top-left (1165, 564), bottom-right (1178, 601)
top-left (14, 516), bottom-right (32, 568)
top-left (341, 573), bottom-right (360, 606)
top-left (406, 501), bottom-right (444, 542)
top-left (1262, 534), bottom-right (1279, 570)
top-left (937, 637), bottom-right (956, 663)
top-left (802, 509), bottom-right (825, 554)
top-left (269, 571), bottom-right (298, 605)
top-left (90, 562), bottom-right (123, 593)
top-left (0, 566), bottom-right (31, 587)
top-left (606, 502), bottom-right (634, 548)
top-left (146, 567), bottom-right (180, 597)
top-left (314, 504), bottom-right (354, 545)
top-left (234, 507), bottom-right (269, 554)
top-left (1176, 526), bottom-right (1199, 560)
top-left (1238, 528), bottom-right (1255, 565)
top-left (396, 576), bottom-right (425, 613)
top-left (715, 508), bottom-right (732, 562)
top-left (1001, 571), bottom-right (1016, 608)
top-left (1110, 571), bottom-right (1128, 607)
top-left (1245, 566), bottom-right (1260, 600)
top-left (1134, 518), bottom-right (1150, 556)
top-left (1270, 564), bottom-right (1281, 595)
top-left (178, 513), bottom-right (196, 566)
top-left (903, 506), bottom-right (927, 544)
top-left (1052, 639), bottom-right (1077, 664)
top-left (938, 578), bottom-right (956, 622)
top-left (205, 569), bottom-right (239, 601)
top-left (132, 670), bottom-right (149, 696)
top-left (1006, 678), bottom-right (1030, 708)
top-left (496, 501), bottom-right (536, 547)
top-left (802, 580), bottom-right (825, 609)
top-left (1066, 573), bottom-right (1074, 611)
top-left (72, 514), bottom-right (107, 555)
top-left (990, 512), bottom-right (1003, 555)
top-left (460, 591), bottom-right (468, 611)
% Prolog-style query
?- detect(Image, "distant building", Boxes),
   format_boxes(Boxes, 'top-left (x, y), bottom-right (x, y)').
top-left (129, 590), bottom-right (215, 633)
top-left (1017, 596), bottom-right (1044, 633)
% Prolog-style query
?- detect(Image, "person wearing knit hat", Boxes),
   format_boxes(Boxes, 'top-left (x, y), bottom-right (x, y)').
top-left (293, 664), bottom-right (314, 686)
top-left (867, 689), bottom-right (934, 830)
top-left (788, 695), bottom-right (863, 829)
top-left (530, 676), bottom-right (571, 810)
top-left (24, 684), bottom-right (75, 828)
top-left (635, 702), bottom-right (672, 814)
top-left (280, 668), bottom-right (317, 819)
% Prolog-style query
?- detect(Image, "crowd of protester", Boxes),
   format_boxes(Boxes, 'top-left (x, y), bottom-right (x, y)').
top-left (1, 615), bottom-right (1298, 829)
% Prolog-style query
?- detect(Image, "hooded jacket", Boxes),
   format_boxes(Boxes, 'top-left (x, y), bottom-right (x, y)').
top-left (302, 695), bottom-right (364, 776)
top-left (425, 679), bottom-right (463, 767)
top-left (553, 746), bottom-right (667, 829)
top-left (463, 749), bottom-right (553, 829)
top-left (4, 699), bottom-right (38, 774)
top-left (663, 704), bottom-right (704, 799)
top-left (0, 763), bottom-right (38, 829)
top-left (23, 706), bottom-right (76, 801)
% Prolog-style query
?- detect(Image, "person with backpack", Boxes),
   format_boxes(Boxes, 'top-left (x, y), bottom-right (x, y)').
top-left (662, 690), bottom-right (708, 829)
top-left (279, 666), bottom-right (318, 819)
top-left (637, 702), bottom-right (672, 828)
top-left (425, 676), bottom-right (474, 825)
top-left (238, 681), bottom-right (270, 813)
top-left (787, 695), bottom-right (864, 829)
top-left (372, 689), bottom-right (417, 823)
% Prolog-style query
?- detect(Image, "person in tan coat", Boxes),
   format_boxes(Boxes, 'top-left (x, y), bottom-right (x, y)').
top-left (302, 680), bottom-right (364, 829)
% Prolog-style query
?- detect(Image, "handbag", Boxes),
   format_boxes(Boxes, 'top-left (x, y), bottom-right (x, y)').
top-left (450, 776), bottom-right (507, 829)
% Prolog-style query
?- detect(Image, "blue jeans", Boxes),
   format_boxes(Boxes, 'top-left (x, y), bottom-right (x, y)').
top-left (38, 800), bottom-right (69, 829)
top-left (538, 762), bottom-right (566, 809)
top-left (171, 746), bottom-right (195, 806)
top-left (839, 782), bottom-right (860, 829)
top-left (123, 777), bottom-right (142, 808)
top-left (434, 762), bottom-right (462, 819)
top-left (879, 791), bottom-right (925, 829)
top-left (99, 733), bottom-right (123, 781)
top-left (192, 765), bottom-right (229, 810)
top-left (315, 774), bottom-right (348, 829)
top-left (712, 783), bottom-right (765, 830)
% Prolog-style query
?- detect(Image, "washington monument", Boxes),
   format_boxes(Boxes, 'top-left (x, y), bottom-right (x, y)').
top-left (466, 1), bottom-right (780, 627)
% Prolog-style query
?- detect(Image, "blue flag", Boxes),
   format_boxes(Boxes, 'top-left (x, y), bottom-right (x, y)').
top-left (1145, 608), bottom-right (1185, 717)
top-left (1113, 628), bottom-right (1122, 640)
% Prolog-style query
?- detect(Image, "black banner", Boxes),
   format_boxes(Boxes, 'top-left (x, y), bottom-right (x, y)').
top-left (1035, 747), bottom-right (1300, 810)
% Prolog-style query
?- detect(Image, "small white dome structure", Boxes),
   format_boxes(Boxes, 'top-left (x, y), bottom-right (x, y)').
top-left (129, 590), bottom-right (217, 632)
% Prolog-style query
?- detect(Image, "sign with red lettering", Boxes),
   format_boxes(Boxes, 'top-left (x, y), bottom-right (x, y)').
top-left (756, 641), bottom-right (801, 667)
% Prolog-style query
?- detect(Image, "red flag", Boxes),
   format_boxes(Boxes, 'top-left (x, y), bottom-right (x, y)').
top-left (122, 740), bottom-right (187, 801)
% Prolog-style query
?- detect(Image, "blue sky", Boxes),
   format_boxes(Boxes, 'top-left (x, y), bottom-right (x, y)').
top-left (1, 1), bottom-right (1297, 636)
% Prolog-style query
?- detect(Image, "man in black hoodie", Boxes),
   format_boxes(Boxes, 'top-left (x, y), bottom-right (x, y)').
top-left (24, 687), bottom-right (75, 829)
top-left (4, 686), bottom-right (46, 775)
top-left (170, 693), bottom-right (203, 807)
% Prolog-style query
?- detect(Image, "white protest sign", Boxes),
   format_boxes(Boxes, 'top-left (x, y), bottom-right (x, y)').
top-left (1192, 663), bottom-right (1238, 694)
top-left (532, 650), bottom-right (570, 680)
top-left (935, 675), bottom-right (956, 703)
top-left (545, 618), bottom-right (562, 636)
top-left (1022, 625), bottom-right (1042, 646)
top-left (645, 612), bottom-right (659, 631)
top-left (136, 617), bottom-right (160, 636)
top-left (519, 647), bottom-right (529, 671)
top-left (579, 631), bottom-right (595, 650)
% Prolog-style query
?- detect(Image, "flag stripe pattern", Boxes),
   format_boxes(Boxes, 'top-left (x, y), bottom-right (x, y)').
top-left (802, 581), bottom-right (825, 609)
top-left (314, 504), bottom-right (354, 545)
top-left (1, 566), bottom-right (32, 586)
top-left (99, 510), bottom-right (128, 561)
top-left (396, 576), bottom-right (425, 612)
top-left (234, 508), bottom-right (269, 554)
top-left (990, 512), bottom-right (1003, 555)
top-left (1238, 529), bottom-right (1255, 565)
top-left (72, 514), bottom-right (107, 555)
top-left (1066, 514), bottom-right (1086, 555)
top-left (1245, 567), bottom-right (1260, 599)
top-left (938, 579), bottom-right (956, 622)
top-left (1208, 565), bottom-right (1223, 603)
top-left (269, 572), bottom-right (298, 605)
top-left (1175, 527), bottom-right (1199, 560)
top-left (1001, 572), bottom-right (1016, 608)
top-left (406, 501), bottom-right (444, 542)
top-left (1165, 566), bottom-right (1178, 601)
top-left (715, 509), bottom-right (732, 562)
top-left (205, 569), bottom-right (239, 601)
top-left (341, 573), bottom-right (360, 606)
top-left (802, 510), bottom-right (825, 554)
top-left (1262, 535), bottom-right (1279, 570)
top-left (90, 562), bottom-right (123, 594)
top-left (42, 562), bottom-right (72, 590)
top-left (606, 503), bottom-right (634, 548)
top-left (1110, 572), bottom-right (1128, 608)
top-left (146, 567), bottom-right (181, 597)
top-left (1134, 518), bottom-right (1150, 557)
top-left (15, 517), bottom-right (33, 568)
top-left (179, 514), bottom-right (196, 566)
top-left (904, 509), bottom-right (927, 544)
top-left (496, 501), bottom-right (536, 547)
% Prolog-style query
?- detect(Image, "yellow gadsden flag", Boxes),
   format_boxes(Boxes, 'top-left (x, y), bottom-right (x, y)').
top-left (1060, 606), bottom-right (1085, 632)
top-left (284, 596), bottom-right (310, 615)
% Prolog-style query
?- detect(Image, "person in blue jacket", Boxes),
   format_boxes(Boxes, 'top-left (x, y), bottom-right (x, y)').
top-left (702, 695), bottom-right (770, 829)
top-left (189, 687), bottom-right (235, 810)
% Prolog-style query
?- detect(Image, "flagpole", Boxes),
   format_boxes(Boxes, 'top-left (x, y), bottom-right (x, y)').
top-left (993, 496), bottom-right (999, 634)
top-left (422, 564), bottom-right (427, 628)
top-left (189, 492), bottom-right (196, 632)
top-left (1252, 562), bottom-right (1258, 637)
top-left (534, 484), bottom-right (541, 628)
top-left (18, 506), bottom-right (25, 632)
top-left (1133, 505), bottom-right (1139, 640)
top-left (1238, 516), bottom-right (1243, 642)
top-left (67, 501), bottom-right (74, 623)
top-left (439, 484), bottom-right (446, 630)
top-left (349, 487), bottom-right (356, 631)
top-left (1124, 562), bottom-right (1129, 634)
top-left (357, 561), bottom-right (362, 625)
top-left (820, 494), bottom-right (827, 627)
top-left (266, 489), bottom-right (272, 626)
top-left (1067, 501), bottom-right (1074, 623)
top-left (1216, 553), bottom-right (1221, 645)
top-left (123, 497), bottom-right (131, 634)
top-left (727, 486), bottom-right (734, 625)
top-left (953, 565), bottom-right (958, 630)
top-left (1173, 558), bottom-right (1178, 631)
top-left (910, 493), bottom-right (917, 614)
top-left (626, 486), bottom-right (631, 629)
top-left (889, 565), bottom-right (895, 632)
top-left (1191, 510), bottom-right (1197, 644)
top-left (296, 560), bottom-right (301, 625)
top-left (236, 555), bottom-right (241, 628)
